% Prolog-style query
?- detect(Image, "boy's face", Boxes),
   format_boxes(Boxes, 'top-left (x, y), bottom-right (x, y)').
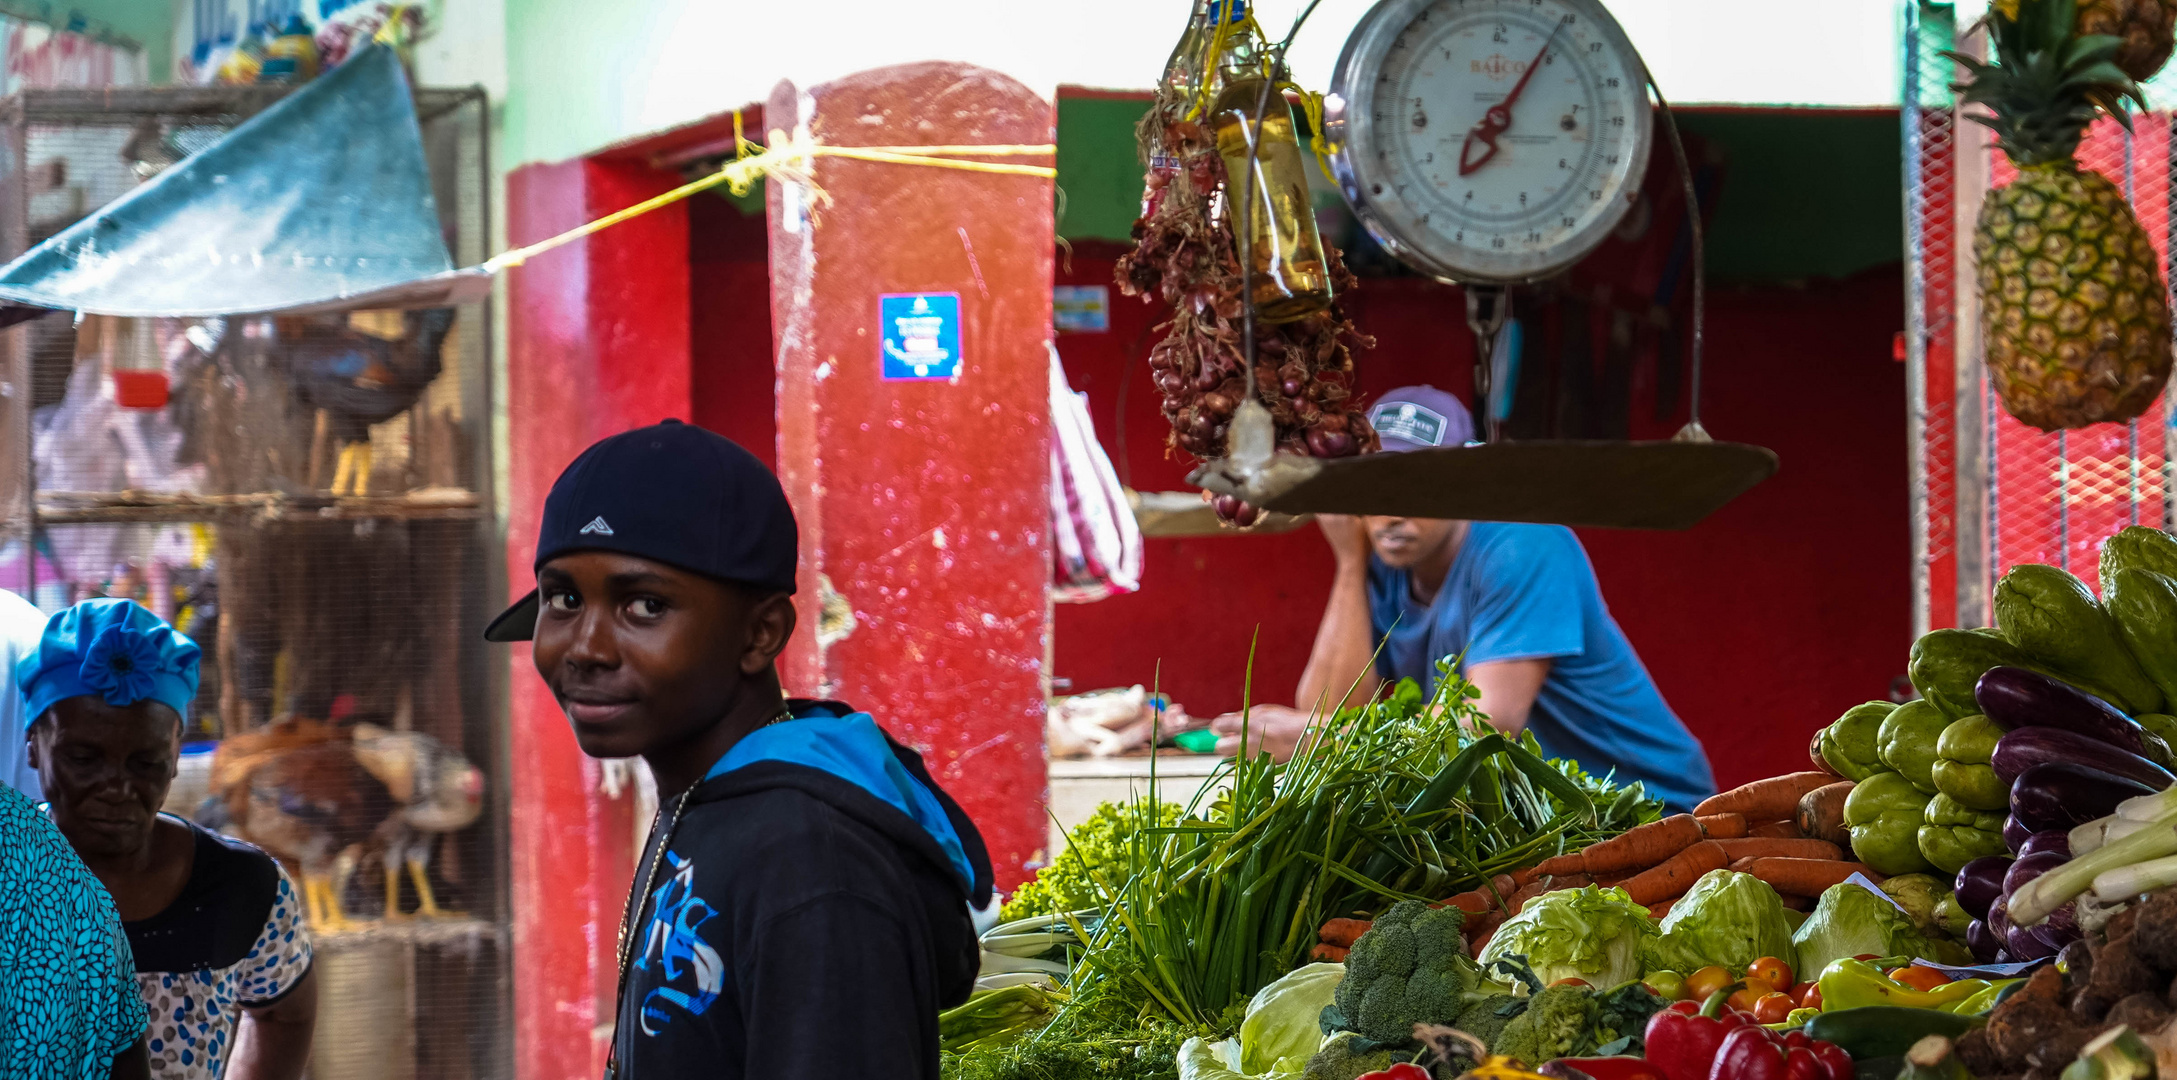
top-left (531, 551), bottom-right (776, 760)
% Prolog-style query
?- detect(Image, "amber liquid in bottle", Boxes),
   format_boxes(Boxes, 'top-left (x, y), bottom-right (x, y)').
top-left (1212, 76), bottom-right (1332, 323)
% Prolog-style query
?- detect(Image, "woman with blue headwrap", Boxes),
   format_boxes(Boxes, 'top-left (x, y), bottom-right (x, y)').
top-left (22, 599), bottom-right (317, 1080)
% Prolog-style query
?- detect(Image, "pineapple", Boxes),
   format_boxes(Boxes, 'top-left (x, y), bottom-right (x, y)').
top-left (1953, 0), bottom-right (2174, 431)
top-left (2076, 0), bottom-right (2177, 80)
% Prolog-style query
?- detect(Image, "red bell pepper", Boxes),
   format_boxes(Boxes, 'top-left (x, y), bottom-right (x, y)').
top-left (1644, 985), bottom-right (1754, 1080)
top-left (1357, 1065), bottom-right (1430, 1080)
top-left (1711, 1024), bottom-right (1845, 1080)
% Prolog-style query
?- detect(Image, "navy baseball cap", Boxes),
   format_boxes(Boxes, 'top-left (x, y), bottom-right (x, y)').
top-left (484, 419), bottom-right (798, 643)
top-left (1366, 385), bottom-right (1475, 452)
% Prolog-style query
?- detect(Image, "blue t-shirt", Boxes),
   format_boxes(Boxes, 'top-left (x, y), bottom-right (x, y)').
top-left (1367, 522), bottom-right (1716, 814)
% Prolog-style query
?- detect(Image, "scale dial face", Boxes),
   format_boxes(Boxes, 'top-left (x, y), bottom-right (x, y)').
top-left (1326, 0), bottom-right (1654, 284)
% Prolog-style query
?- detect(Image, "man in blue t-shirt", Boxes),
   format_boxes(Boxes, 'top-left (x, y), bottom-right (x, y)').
top-left (1210, 385), bottom-right (1717, 813)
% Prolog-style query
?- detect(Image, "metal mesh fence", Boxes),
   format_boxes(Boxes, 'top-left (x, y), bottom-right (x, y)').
top-left (1906, 1), bottom-right (2175, 630)
top-left (0, 85), bottom-right (505, 1080)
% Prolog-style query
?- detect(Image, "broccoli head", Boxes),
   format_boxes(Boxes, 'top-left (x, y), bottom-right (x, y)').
top-left (1331, 900), bottom-right (1479, 1046)
top-left (1448, 994), bottom-right (1528, 1057)
top-left (1491, 982), bottom-right (1599, 1066)
top-left (1304, 1032), bottom-right (1400, 1080)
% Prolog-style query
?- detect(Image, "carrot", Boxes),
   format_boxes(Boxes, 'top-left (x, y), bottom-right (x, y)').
top-left (1797, 781), bottom-right (1854, 848)
top-left (1780, 892), bottom-right (1815, 912)
top-left (1711, 837), bottom-right (1844, 862)
top-left (1438, 891), bottom-right (1493, 916)
top-left (1694, 772), bottom-right (1839, 821)
top-left (1311, 943), bottom-right (1350, 962)
top-left (1505, 879), bottom-right (1552, 916)
top-left (1491, 873), bottom-right (1518, 896)
top-left (1319, 917), bottom-right (1373, 948)
top-left (1698, 813), bottom-right (1749, 839)
top-left (1512, 865), bottom-right (1544, 888)
top-left (1470, 926), bottom-right (1499, 956)
top-left (1749, 819), bottom-right (1802, 839)
top-left (1594, 873), bottom-right (1633, 889)
top-left (1622, 840), bottom-right (1730, 905)
top-left (1575, 814), bottom-right (1705, 875)
top-left (1649, 898), bottom-right (1680, 919)
top-left (1535, 852), bottom-right (1587, 877)
top-left (1738, 857), bottom-right (1882, 897)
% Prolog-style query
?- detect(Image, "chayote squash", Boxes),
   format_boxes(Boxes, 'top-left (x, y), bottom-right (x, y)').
top-left (1931, 714), bottom-right (2008, 811)
top-left (1995, 564), bottom-right (2165, 715)
top-left (2099, 525), bottom-right (2177, 601)
top-left (2108, 567), bottom-right (2177, 714)
top-left (1917, 793), bottom-right (2007, 875)
top-left (1844, 771), bottom-right (1935, 876)
top-left (1910, 628), bottom-right (2033, 720)
top-left (1819, 702), bottom-right (1896, 782)
top-left (1877, 699), bottom-right (1948, 795)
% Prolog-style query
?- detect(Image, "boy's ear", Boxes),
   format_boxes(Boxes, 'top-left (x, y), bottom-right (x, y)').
top-left (741, 593), bottom-right (798, 675)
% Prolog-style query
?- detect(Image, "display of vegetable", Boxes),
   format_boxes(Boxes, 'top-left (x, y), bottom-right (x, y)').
top-left (1931, 715), bottom-right (2009, 811)
top-left (2100, 525), bottom-right (2177, 598)
top-left (1920, 793), bottom-right (2010, 874)
top-left (1817, 702), bottom-right (1897, 781)
top-left (1802, 1006), bottom-right (1983, 1061)
top-left (1332, 901), bottom-right (1480, 1046)
top-left (1879, 700), bottom-right (1951, 795)
top-left (1793, 881), bottom-right (1972, 977)
top-left (1811, 958), bottom-right (1999, 1013)
top-left (1477, 885), bottom-right (1656, 990)
top-left (1641, 870), bottom-right (1795, 977)
top-left (1797, 782), bottom-right (1854, 848)
top-left (1844, 771), bottom-right (1936, 875)
top-left (1991, 725), bottom-right (2175, 790)
top-left (2009, 761), bottom-right (2156, 834)
top-left (1910, 628), bottom-right (2038, 720)
top-left (1954, 854), bottom-right (2013, 921)
top-left (1177, 962), bottom-right (1347, 1080)
top-left (1992, 564), bottom-right (2164, 715)
top-left (1300, 1033), bottom-right (1398, 1080)
top-left (1643, 996), bottom-right (1850, 1080)
top-left (941, 984), bottom-right (1067, 1055)
top-left (1001, 799), bottom-right (1183, 922)
top-left (1879, 873), bottom-right (1954, 934)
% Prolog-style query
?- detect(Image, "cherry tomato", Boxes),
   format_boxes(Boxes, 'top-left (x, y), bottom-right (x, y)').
top-left (1686, 964), bottom-right (1735, 1003)
top-left (1644, 970), bottom-right (1690, 1001)
top-left (1728, 979), bottom-right (1777, 1014)
top-left (1791, 982), bottom-right (1823, 1011)
top-left (1753, 992), bottom-right (1796, 1024)
top-left (1666, 1000), bottom-right (1701, 1016)
top-left (1886, 965), bottom-right (1953, 992)
top-left (1747, 956), bottom-right (1796, 992)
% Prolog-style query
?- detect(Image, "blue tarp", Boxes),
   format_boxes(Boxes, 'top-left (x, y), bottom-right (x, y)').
top-left (0, 44), bottom-right (488, 323)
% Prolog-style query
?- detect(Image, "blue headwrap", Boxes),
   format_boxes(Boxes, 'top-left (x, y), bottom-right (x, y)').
top-left (17, 598), bottom-right (201, 727)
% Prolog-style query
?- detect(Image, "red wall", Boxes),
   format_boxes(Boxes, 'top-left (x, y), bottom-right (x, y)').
top-left (689, 194), bottom-right (777, 466)
top-left (1051, 248), bottom-right (1909, 790)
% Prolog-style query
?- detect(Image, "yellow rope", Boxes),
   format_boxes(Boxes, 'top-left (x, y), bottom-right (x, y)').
top-left (484, 125), bottom-right (1055, 272)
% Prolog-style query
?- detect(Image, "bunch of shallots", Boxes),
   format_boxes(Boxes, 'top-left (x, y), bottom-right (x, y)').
top-left (1115, 102), bottom-right (1376, 527)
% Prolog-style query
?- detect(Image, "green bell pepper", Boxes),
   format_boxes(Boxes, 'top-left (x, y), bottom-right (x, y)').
top-left (1845, 772), bottom-right (1936, 875)
top-left (1879, 700), bottom-right (1949, 795)
top-left (1821, 702), bottom-right (1897, 782)
top-left (1918, 793), bottom-right (2008, 875)
top-left (1950, 979), bottom-right (2023, 1017)
top-left (1930, 715), bottom-right (2008, 811)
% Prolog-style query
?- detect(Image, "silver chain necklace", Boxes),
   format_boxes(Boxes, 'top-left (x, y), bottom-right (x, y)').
top-left (604, 701), bottom-right (796, 1080)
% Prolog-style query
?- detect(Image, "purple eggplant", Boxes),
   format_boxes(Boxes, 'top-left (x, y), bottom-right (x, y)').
top-left (1967, 918), bottom-right (2003, 963)
top-left (1976, 666), bottom-right (2153, 755)
top-left (2005, 814), bottom-right (2033, 853)
top-left (2010, 762), bottom-right (2157, 833)
top-left (2019, 830), bottom-right (2072, 859)
top-left (1991, 895), bottom-right (2060, 960)
top-left (1956, 855), bottom-right (2015, 920)
top-left (1992, 725), bottom-right (2174, 789)
top-left (2034, 901), bottom-right (2083, 950)
top-left (2004, 850), bottom-right (2068, 896)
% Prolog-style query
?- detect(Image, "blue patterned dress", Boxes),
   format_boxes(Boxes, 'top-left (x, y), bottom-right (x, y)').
top-left (0, 784), bottom-right (147, 1080)
top-left (126, 817), bottom-right (313, 1080)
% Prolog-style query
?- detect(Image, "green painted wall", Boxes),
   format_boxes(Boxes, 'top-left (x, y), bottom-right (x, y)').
top-left (1055, 97), bottom-right (1904, 283)
top-left (12, 0), bottom-right (175, 82)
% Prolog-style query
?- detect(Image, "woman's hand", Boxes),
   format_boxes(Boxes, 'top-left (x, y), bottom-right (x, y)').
top-left (1209, 704), bottom-right (1312, 763)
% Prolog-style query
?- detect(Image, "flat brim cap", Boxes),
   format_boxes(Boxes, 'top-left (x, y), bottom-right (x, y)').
top-left (485, 419), bottom-right (798, 643)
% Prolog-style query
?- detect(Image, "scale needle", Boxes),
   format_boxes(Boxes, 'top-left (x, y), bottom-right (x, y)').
top-left (1458, 19), bottom-right (1565, 177)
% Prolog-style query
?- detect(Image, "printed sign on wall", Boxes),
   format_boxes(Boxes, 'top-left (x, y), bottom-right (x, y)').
top-left (1052, 285), bottom-right (1109, 333)
top-left (880, 292), bottom-right (962, 380)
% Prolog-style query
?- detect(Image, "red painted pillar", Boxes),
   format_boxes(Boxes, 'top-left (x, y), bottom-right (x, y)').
top-left (504, 157), bottom-right (692, 1080)
top-left (767, 64), bottom-right (1054, 891)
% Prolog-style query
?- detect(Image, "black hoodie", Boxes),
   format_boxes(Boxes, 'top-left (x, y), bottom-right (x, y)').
top-left (609, 701), bottom-right (993, 1079)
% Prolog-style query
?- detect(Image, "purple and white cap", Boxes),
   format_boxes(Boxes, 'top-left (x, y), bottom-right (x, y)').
top-left (1366, 385), bottom-right (1475, 453)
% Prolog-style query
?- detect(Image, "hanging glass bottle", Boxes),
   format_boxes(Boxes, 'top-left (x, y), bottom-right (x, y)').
top-left (1208, 4), bottom-right (1333, 323)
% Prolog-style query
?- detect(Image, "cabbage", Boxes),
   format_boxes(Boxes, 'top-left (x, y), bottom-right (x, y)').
top-left (1792, 882), bottom-right (1972, 979)
top-left (1477, 885), bottom-right (1657, 989)
top-left (1177, 962), bottom-right (1345, 1080)
top-left (1640, 870), bottom-right (1796, 975)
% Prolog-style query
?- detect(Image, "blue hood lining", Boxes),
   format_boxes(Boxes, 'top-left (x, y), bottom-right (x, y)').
top-left (704, 705), bottom-right (977, 893)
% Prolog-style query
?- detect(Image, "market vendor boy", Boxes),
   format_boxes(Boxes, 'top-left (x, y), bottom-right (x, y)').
top-left (23, 598), bottom-right (318, 1080)
top-left (486, 418), bottom-right (993, 1080)
top-left (1211, 385), bottom-right (1718, 814)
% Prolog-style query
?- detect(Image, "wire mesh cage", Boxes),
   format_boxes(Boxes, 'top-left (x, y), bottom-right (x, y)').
top-left (1905, 0), bottom-right (2175, 631)
top-left (0, 83), bottom-right (505, 1079)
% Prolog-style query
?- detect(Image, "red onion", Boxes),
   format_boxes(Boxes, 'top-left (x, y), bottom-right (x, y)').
top-left (1307, 428), bottom-right (1357, 458)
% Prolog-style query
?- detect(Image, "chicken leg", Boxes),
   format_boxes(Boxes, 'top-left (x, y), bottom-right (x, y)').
top-left (331, 440), bottom-right (373, 497)
top-left (407, 857), bottom-right (460, 918)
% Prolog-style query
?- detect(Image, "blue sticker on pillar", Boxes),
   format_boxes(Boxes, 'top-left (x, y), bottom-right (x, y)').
top-left (881, 293), bottom-right (962, 380)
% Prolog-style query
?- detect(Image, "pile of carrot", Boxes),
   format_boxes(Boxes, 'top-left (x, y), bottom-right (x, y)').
top-left (1314, 766), bottom-right (1879, 959)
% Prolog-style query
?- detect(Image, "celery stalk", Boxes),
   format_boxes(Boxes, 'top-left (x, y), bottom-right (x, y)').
top-left (2073, 815), bottom-right (2154, 857)
top-left (2011, 816), bottom-right (2177, 925)
top-left (2117, 785), bottom-right (2177, 823)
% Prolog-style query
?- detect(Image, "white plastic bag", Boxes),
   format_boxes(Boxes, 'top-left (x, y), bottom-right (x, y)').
top-left (1049, 344), bottom-right (1141, 603)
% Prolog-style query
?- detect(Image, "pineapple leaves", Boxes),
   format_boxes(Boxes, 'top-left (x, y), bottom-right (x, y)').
top-left (1953, 0), bottom-right (2150, 166)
